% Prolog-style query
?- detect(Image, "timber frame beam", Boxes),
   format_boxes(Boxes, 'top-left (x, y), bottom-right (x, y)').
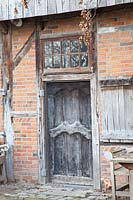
top-left (100, 76), bottom-right (133, 88)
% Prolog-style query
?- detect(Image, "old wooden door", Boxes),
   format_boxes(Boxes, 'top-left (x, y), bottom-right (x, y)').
top-left (47, 81), bottom-right (93, 185)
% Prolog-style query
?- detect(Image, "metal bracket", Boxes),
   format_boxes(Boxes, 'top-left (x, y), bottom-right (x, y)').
top-left (39, 90), bottom-right (44, 97)
top-left (0, 89), bottom-right (6, 96)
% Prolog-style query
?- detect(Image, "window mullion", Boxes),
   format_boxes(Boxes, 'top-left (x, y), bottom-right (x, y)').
top-left (60, 39), bottom-right (62, 68)
top-left (52, 41), bottom-right (54, 68)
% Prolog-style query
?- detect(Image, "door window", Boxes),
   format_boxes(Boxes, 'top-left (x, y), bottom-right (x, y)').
top-left (43, 37), bottom-right (88, 70)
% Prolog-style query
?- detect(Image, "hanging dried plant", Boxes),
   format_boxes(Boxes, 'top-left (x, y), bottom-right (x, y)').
top-left (79, 9), bottom-right (97, 72)
top-left (14, 7), bottom-right (18, 15)
top-left (21, 0), bottom-right (28, 9)
top-left (79, 0), bottom-right (83, 4)
top-left (79, 9), bottom-right (95, 45)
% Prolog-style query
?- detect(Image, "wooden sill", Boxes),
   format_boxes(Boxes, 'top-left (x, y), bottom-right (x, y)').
top-left (101, 138), bottom-right (133, 144)
top-left (43, 67), bottom-right (92, 75)
top-left (42, 67), bottom-right (93, 82)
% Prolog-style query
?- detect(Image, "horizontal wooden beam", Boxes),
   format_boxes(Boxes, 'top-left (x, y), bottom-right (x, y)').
top-left (10, 111), bottom-right (37, 118)
top-left (40, 31), bottom-right (83, 40)
top-left (100, 76), bottom-right (133, 87)
top-left (44, 68), bottom-right (91, 76)
top-left (116, 183), bottom-right (129, 192)
top-left (42, 73), bottom-right (93, 82)
top-left (101, 131), bottom-right (133, 140)
top-left (116, 191), bottom-right (130, 197)
top-left (0, 0), bottom-right (132, 21)
top-left (101, 139), bottom-right (133, 144)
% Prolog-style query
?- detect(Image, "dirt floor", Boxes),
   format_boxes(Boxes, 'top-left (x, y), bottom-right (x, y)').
top-left (0, 182), bottom-right (112, 200)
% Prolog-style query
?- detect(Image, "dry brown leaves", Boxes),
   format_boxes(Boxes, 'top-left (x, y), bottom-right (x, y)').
top-left (79, 9), bottom-right (94, 44)
top-left (21, 0), bottom-right (28, 8)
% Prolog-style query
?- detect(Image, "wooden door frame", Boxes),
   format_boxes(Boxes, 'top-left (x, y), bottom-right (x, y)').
top-left (38, 75), bottom-right (101, 190)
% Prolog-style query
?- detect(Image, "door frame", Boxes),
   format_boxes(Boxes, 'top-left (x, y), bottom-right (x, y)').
top-left (38, 75), bottom-right (101, 190)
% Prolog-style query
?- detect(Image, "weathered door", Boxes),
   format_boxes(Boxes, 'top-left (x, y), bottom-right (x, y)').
top-left (47, 82), bottom-right (93, 185)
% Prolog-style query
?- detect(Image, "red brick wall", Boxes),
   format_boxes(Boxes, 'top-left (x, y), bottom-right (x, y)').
top-left (12, 21), bottom-right (38, 183)
top-left (42, 16), bottom-right (81, 34)
top-left (97, 8), bottom-right (133, 79)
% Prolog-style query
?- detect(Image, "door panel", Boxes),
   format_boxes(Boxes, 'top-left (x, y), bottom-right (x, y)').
top-left (47, 82), bottom-right (93, 183)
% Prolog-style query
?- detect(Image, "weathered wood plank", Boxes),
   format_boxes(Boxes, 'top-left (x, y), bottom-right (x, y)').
top-left (100, 77), bottom-right (133, 87)
top-left (4, 93), bottom-right (14, 182)
top-left (0, 0), bottom-right (8, 20)
top-left (55, 0), bottom-right (63, 13)
top-left (48, 0), bottom-right (57, 14)
top-left (107, 0), bottom-right (116, 6)
top-left (118, 89), bottom-right (125, 132)
top-left (24, 0), bottom-right (35, 18)
top-left (2, 23), bottom-right (15, 182)
top-left (75, 0), bottom-right (82, 10)
top-left (88, 0), bottom-right (98, 8)
top-left (124, 0), bottom-right (131, 3)
top-left (40, 31), bottom-right (82, 40)
top-left (115, 0), bottom-right (124, 4)
top-left (8, 0), bottom-right (23, 20)
top-left (91, 75), bottom-right (101, 190)
top-left (101, 86), bottom-right (133, 142)
top-left (124, 87), bottom-right (133, 131)
top-left (69, 0), bottom-right (77, 11)
top-left (129, 170), bottom-right (133, 200)
top-left (42, 73), bottom-right (93, 82)
top-left (62, 0), bottom-right (70, 12)
top-left (98, 0), bottom-right (107, 7)
top-left (110, 160), bottom-right (116, 200)
top-left (0, 0), bottom-right (132, 21)
top-left (35, 0), bottom-right (48, 16)
top-left (101, 131), bottom-right (133, 140)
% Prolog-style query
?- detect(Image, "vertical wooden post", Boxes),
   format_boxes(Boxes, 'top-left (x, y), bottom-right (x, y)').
top-left (2, 22), bottom-right (14, 182)
top-left (110, 160), bottom-right (116, 200)
top-left (129, 170), bottom-right (133, 200)
top-left (35, 20), bottom-right (50, 184)
top-left (43, 82), bottom-right (50, 183)
top-left (35, 20), bottom-right (42, 183)
top-left (91, 75), bottom-right (101, 190)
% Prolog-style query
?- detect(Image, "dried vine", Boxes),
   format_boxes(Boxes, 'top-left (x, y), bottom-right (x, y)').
top-left (79, 9), bottom-right (96, 71)
top-left (79, 9), bottom-right (96, 44)
top-left (21, 0), bottom-right (28, 8)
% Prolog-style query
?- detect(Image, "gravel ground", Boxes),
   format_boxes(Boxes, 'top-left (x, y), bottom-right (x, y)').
top-left (0, 182), bottom-right (112, 200)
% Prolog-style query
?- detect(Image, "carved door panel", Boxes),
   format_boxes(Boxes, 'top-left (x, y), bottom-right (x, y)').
top-left (47, 82), bottom-right (93, 184)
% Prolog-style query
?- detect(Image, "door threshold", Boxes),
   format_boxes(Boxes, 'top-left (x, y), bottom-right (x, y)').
top-left (46, 182), bottom-right (94, 191)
